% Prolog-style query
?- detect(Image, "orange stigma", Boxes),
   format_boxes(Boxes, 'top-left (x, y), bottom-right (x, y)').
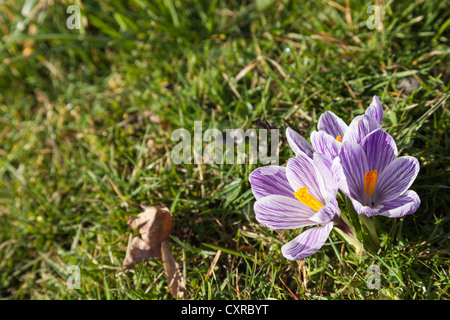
top-left (364, 170), bottom-right (378, 197)
top-left (294, 187), bottom-right (324, 211)
top-left (336, 135), bottom-right (342, 143)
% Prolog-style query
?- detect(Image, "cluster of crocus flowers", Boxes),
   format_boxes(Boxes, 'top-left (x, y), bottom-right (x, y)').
top-left (249, 96), bottom-right (420, 260)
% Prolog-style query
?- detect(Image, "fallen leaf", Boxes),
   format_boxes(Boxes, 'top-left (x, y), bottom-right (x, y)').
top-left (161, 239), bottom-right (186, 299)
top-left (123, 205), bottom-right (187, 299)
top-left (123, 205), bottom-right (172, 267)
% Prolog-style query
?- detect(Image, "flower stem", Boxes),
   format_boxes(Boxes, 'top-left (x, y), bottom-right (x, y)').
top-left (343, 195), bottom-right (380, 252)
top-left (359, 215), bottom-right (380, 251)
top-left (333, 214), bottom-right (363, 256)
top-left (343, 195), bottom-right (363, 240)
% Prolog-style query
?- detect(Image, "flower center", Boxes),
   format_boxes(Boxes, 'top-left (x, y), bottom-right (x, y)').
top-left (364, 170), bottom-right (378, 197)
top-left (294, 187), bottom-right (324, 211)
top-left (336, 135), bottom-right (342, 143)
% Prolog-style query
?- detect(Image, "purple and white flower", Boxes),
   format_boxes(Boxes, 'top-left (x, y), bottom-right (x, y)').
top-left (286, 96), bottom-right (384, 161)
top-left (285, 126), bottom-right (314, 158)
top-left (249, 152), bottom-right (341, 260)
top-left (332, 128), bottom-right (420, 218)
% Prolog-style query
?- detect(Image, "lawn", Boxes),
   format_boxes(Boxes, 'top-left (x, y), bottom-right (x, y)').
top-left (0, 0), bottom-right (449, 300)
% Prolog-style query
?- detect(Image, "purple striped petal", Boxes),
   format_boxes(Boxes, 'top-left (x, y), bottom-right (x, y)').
top-left (377, 190), bottom-right (420, 218)
top-left (281, 223), bottom-right (333, 260)
top-left (360, 129), bottom-right (398, 173)
top-left (337, 141), bottom-right (369, 201)
top-left (365, 95), bottom-right (383, 124)
top-left (331, 156), bottom-right (350, 197)
top-left (344, 114), bottom-right (381, 145)
top-left (249, 166), bottom-right (294, 200)
top-left (254, 195), bottom-right (317, 230)
top-left (377, 156), bottom-right (420, 204)
top-left (318, 111), bottom-right (348, 139)
top-left (350, 197), bottom-right (383, 217)
top-left (310, 130), bottom-right (341, 160)
top-left (333, 155), bottom-right (383, 217)
top-left (286, 154), bottom-right (327, 205)
top-left (310, 198), bottom-right (340, 223)
top-left (313, 152), bottom-right (338, 197)
top-left (286, 127), bottom-right (314, 158)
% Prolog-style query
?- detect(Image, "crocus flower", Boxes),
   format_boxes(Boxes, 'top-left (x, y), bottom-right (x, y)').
top-left (332, 128), bottom-right (420, 218)
top-left (286, 96), bottom-right (384, 161)
top-left (285, 126), bottom-right (314, 158)
top-left (311, 96), bottom-right (383, 160)
top-left (249, 152), bottom-right (343, 260)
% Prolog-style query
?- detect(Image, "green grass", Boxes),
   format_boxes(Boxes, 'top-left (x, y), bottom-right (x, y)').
top-left (0, 0), bottom-right (449, 300)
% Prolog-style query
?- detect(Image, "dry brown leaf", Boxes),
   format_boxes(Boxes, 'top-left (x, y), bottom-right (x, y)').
top-left (123, 237), bottom-right (152, 267)
top-left (123, 205), bottom-right (172, 267)
top-left (123, 205), bottom-right (187, 299)
top-left (161, 239), bottom-right (186, 299)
